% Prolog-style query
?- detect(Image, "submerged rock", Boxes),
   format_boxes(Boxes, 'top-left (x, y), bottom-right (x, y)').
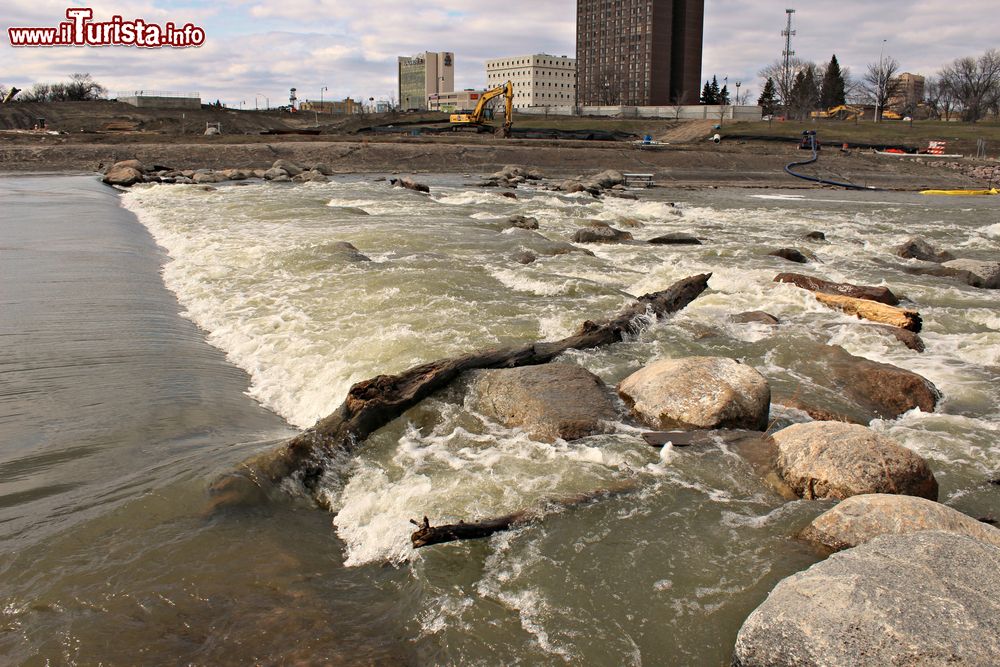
top-left (503, 215), bottom-right (539, 230)
top-left (733, 532), bottom-right (1000, 667)
top-left (801, 493), bottom-right (1000, 552)
top-left (469, 363), bottom-right (617, 442)
top-left (804, 231), bottom-right (826, 241)
top-left (895, 236), bottom-right (953, 263)
top-left (618, 357), bottom-right (770, 431)
top-left (572, 222), bottom-right (633, 244)
top-left (769, 248), bottom-right (809, 264)
top-left (940, 259), bottom-right (1000, 289)
top-left (648, 232), bottom-right (702, 245)
top-left (771, 421), bottom-right (938, 501)
top-left (731, 311), bottom-right (780, 326)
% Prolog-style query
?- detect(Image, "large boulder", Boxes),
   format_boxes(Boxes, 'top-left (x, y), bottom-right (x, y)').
top-left (802, 493), bottom-right (1000, 552)
top-left (895, 236), bottom-right (953, 263)
top-left (102, 163), bottom-right (144, 186)
top-left (590, 169), bottom-right (625, 189)
top-left (572, 222), bottom-right (633, 244)
top-left (618, 357), bottom-right (770, 431)
top-left (263, 167), bottom-right (288, 180)
top-left (771, 422), bottom-right (938, 501)
top-left (940, 259), bottom-right (1000, 289)
top-left (818, 344), bottom-right (939, 420)
top-left (271, 159), bottom-right (303, 176)
top-left (733, 532), bottom-right (1000, 667)
top-left (468, 363), bottom-right (617, 442)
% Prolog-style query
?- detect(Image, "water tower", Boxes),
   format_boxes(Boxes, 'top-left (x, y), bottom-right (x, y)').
top-left (289, 87), bottom-right (297, 110)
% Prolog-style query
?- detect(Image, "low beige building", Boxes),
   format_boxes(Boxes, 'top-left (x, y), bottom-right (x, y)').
top-left (299, 97), bottom-right (362, 114)
top-left (485, 54), bottom-right (576, 110)
top-left (427, 89), bottom-right (487, 112)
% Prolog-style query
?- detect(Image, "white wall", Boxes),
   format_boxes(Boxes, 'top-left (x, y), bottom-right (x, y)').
top-left (517, 105), bottom-right (762, 121)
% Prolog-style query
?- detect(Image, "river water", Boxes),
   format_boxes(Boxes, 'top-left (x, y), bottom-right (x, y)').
top-left (2, 174), bottom-right (998, 665)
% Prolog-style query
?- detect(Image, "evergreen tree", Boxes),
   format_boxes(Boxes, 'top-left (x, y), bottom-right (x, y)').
top-left (701, 80), bottom-right (715, 104)
top-left (789, 65), bottom-right (821, 119)
top-left (710, 75), bottom-right (721, 103)
top-left (758, 77), bottom-right (778, 114)
top-left (820, 54), bottom-right (847, 109)
top-left (720, 85), bottom-right (731, 105)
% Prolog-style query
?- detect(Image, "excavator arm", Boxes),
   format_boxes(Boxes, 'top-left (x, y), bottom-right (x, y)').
top-left (450, 81), bottom-right (513, 137)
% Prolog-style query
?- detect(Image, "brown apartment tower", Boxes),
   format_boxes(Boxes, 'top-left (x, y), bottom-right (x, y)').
top-left (576, 0), bottom-right (704, 106)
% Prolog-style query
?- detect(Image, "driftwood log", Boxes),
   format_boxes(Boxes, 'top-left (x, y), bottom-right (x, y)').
top-left (774, 272), bottom-right (900, 306)
top-left (813, 292), bottom-right (922, 332)
top-left (410, 482), bottom-right (638, 548)
top-left (211, 274), bottom-right (712, 507)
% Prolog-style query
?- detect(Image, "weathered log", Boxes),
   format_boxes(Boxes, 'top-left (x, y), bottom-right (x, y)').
top-left (812, 292), bottom-right (921, 332)
top-left (775, 272), bottom-right (899, 306)
top-left (410, 481), bottom-right (638, 548)
top-left (212, 274), bottom-right (712, 505)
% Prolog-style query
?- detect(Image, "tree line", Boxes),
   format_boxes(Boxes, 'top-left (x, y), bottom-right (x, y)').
top-left (1, 74), bottom-right (106, 103)
top-left (754, 49), bottom-right (1000, 123)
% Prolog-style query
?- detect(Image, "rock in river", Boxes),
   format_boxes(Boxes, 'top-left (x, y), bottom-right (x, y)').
top-left (895, 236), bottom-right (953, 263)
top-left (618, 357), bottom-right (770, 431)
top-left (572, 222), bottom-right (633, 244)
top-left (801, 493), bottom-right (1000, 552)
top-left (940, 259), bottom-right (1000, 289)
top-left (648, 232), bottom-right (702, 245)
top-left (733, 532), bottom-right (1000, 667)
top-left (103, 162), bottom-right (144, 186)
top-left (771, 421), bottom-right (938, 501)
top-left (469, 363), bottom-right (617, 442)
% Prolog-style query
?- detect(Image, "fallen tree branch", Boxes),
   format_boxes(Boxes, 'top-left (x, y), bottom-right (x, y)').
top-left (210, 273), bottom-right (712, 507)
top-left (410, 481), bottom-right (639, 548)
top-left (813, 292), bottom-right (922, 332)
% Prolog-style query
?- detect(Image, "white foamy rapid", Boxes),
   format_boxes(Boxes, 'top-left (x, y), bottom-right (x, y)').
top-left (122, 178), bottom-right (1000, 572)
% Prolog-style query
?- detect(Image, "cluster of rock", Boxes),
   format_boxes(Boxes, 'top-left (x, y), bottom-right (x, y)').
top-left (921, 158), bottom-right (1000, 183)
top-left (895, 236), bottom-right (999, 289)
top-left (478, 165), bottom-right (546, 188)
top-left (101, 159), bottom-right (334, 187)
top-left (462, 271), bottom-right (997, 665)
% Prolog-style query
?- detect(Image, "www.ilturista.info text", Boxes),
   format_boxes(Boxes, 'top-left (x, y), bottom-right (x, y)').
top-left (8, 8), bottom-right (205, 48)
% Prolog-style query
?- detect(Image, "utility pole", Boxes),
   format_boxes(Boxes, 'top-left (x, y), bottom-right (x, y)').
top-left (782, 8), bottom-right (796, 115)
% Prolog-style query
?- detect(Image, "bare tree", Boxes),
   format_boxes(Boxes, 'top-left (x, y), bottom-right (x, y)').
top-left (863, 56), bottom-right (902, 121)
top-left (759, 57), bottom-right (809, 113)
top-left (938, 49), bottom-right (1000, 122)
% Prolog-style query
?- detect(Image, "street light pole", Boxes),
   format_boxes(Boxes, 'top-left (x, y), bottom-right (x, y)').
top-left (735, 81), bottom-right (742, 106)
top-left (317, 86), bottom-right (328, 126)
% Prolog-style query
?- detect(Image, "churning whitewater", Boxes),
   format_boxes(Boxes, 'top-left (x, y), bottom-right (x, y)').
top-left (116, 175), bottom-right (1000, 661)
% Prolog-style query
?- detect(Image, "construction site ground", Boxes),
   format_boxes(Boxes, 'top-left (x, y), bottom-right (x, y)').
top-left (0, 101), bottom-right (993, 190)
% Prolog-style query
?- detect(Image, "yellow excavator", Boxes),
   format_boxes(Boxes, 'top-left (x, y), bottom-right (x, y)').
top-left (810, 104), bottom-right (862, 121)
top-left (450, 81), bottom-right (513, 137)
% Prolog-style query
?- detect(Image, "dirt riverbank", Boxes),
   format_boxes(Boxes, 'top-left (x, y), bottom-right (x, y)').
top-left (0, 135), bottom-right (986, 190)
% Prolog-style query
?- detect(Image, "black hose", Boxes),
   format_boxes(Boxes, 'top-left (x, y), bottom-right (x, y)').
top-left (784, 133), bottom-right (877, 191)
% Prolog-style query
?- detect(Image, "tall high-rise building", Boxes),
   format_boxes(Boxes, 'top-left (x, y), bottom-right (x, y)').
top-left (397, 52), bottom-right (455, 111)
top-left (576, 0), bottom-right (704, 106)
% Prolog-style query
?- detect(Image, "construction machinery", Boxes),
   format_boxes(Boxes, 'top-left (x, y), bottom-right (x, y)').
top-left (450, 81), bottom-right (513, 137)
top-left (810, 104), bottom-right (862, 121)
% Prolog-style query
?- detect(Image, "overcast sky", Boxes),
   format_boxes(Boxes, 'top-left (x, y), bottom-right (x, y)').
top-left (3, 1), bottom-right (996, 106)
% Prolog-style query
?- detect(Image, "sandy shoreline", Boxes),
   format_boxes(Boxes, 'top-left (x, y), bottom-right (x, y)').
top-left (0, 137), bottom-right (984, 190)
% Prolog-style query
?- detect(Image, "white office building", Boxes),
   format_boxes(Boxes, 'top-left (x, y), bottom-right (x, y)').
top-left (485, 54), bottom-right (576, 110)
